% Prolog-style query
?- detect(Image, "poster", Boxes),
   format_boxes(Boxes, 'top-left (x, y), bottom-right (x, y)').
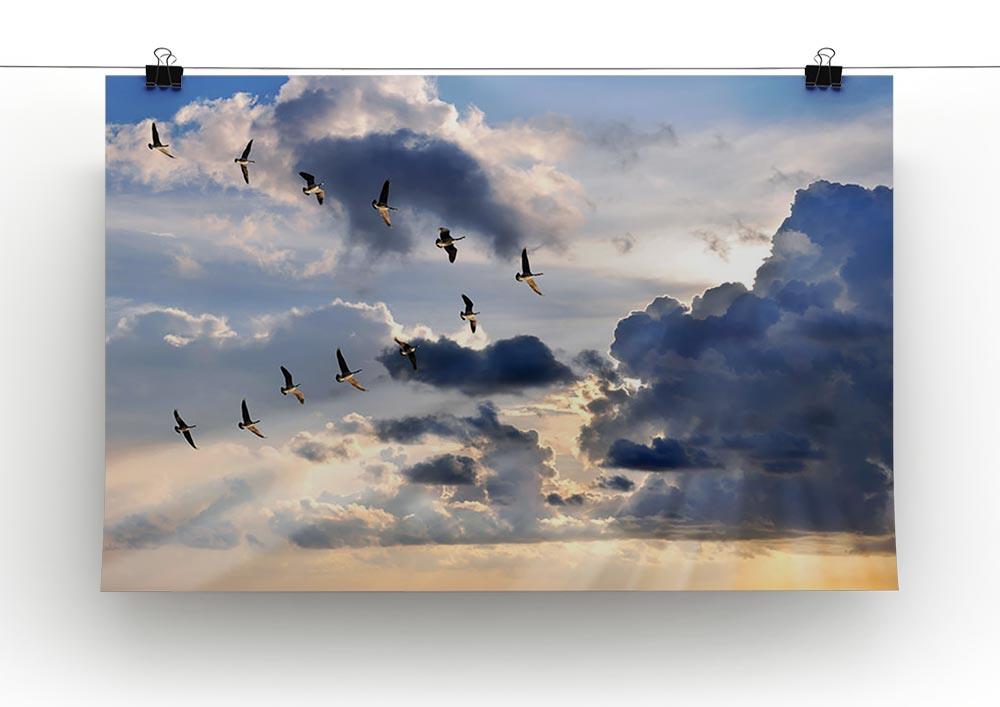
top-left (104, 75), bottom-right (894, 590)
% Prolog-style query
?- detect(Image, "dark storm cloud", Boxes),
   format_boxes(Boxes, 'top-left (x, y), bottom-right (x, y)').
top-left (594, 474), bottom-right (636, 492)
top-left (373, 414), bottom-right (460, 445)
top-left (378, 335), bottom-right (576, 395)
top-left (545, 492), bottom-right (587, 506)
top-left (573, 349), bottom-right (622, 385)
top-left (604, 437), bottom-right (720, 471)
top-left (404, 454), bottom-right (479, 485)
top-left (291, 129), bottom-right (531, 258)
top-left (719, 431), bottom-right (826, 474)
top-left (608, 290), bottom-right (782, 367)
top-left (689, 281), bottom-right (748, 318)
top-left (374, 402), bottom-right (540, 450)
top-left (105, 477), bottom-right (253, 551)
top-left (580, 181), bottom-right (895, 539)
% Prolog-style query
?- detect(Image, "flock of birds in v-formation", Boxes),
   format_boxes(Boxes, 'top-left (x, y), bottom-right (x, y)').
top-left (149, 123), bottom-right (547, 449)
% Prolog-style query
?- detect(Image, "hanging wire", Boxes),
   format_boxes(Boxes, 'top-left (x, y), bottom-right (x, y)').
top-left (0, 63), bottom-right (999, 70)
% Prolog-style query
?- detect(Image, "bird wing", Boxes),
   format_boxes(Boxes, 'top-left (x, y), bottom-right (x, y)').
top-left (151, 122), bottom-right (160, 145)
top-left (521, 248), bottom-right (531, 275)
top-left (379, 180), bottom-right (390, 204)
top-left (525, 276), bottom-right (544, 296)
top-left (394, 337), bottom-right (407, 348)
top-left (445, 244), bottom-right (458, 263)
top-left (182, 429), bottom-right (197, 449)
top-left (439, 228), bottom-right (450, 239)
top-left (173, 409), bottom-right (186, 427)
top-left (292, 388), bottom-right (305, 405)
top-left (407, 351), bottom-right (417, 370)
top-left (315, 189), bottom-right (324, 205)
top-left (246, 424), bottom-right (266, 439)
top-left (299, 171), bottom-right (315, 186)
top-left (159, 148), bottom-right (176, 158)
top-left (280, 365), bottom-right (294, 388)
top-left (470, 319), bottom-right (477, 333)
top-left (241, 139), bottom-right (253, 160)
top-left (241, 399), bottom-right (252, 424)
top-left (240, 163), bottom-right (249, 184)
top-left (461, 294), bottom-right (474, 312)
top-left (348, 376), bottom-right (367, 392)
top-left (336, 348), bottom-right (350, 375)
top-left (379, 208), bottom-right (392, 227)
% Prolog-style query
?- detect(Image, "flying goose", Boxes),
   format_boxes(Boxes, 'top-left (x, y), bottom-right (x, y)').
top-left (394, 337), bottom-right (418, 370)
top-left (238, 399), bottom-right (266, 438)
top-left (335, 348), bottom-right (366, 391)
top-left (173, 409), bottom-right (197, 449)
top-left (234, 139), bottom-right (255, 184)
top-left (435, 227), bottom-right (466, 263)
top-left (148, 122), bottom-right (175, 158)
top-left (299, 172), bottom-right (325, 205)
top-left (515, 248), bottom-right (544, 296)
top-left (460, 294), bottom-right (480, 333)
top-left (371, 179), bottom-right (396, 227)
top-left (280, 365), bottom-right (305, 404)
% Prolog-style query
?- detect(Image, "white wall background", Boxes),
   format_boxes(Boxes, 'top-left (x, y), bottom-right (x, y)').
top-left (1, 1), bottom-right (997, 704)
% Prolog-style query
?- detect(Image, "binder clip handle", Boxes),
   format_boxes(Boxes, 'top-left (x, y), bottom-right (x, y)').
top-left (815, 47), bottom-right (837, 66)
top-left (145, 47), bottom-right (183, 90)
top-left (804, 47), bottom-right (843, 90)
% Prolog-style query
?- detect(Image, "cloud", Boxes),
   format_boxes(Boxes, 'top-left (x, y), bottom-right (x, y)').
top-left (768, 166), bottom-right (820, 189)
top-left (693, 228), bottom-right (732, 260)
top-left (106, 296), bottom-right (431, 442)
top-left (108, 304), bottom-right (238, 347)
top-left (604, 437), bottom-right (719, 471)
top-left (735, 219), bottom-right (770, 244)
top-left (404, 454), bottom-right (479, 485)
top-left (271, 403), bottom-right (561, 549)
top-left (107, 76), bottom-right (892, 302)
top-left (289, 130), bottom-right (534, 258)
top-left (105, 477), bottom-right (254, 550)
top-left (287, 430), bottom-right (358, 464)
top-left (378, 335), bottom-right (576, 395)
top-left (588, 121), bottom-right (679, 167)
top-left (719, 430), bottom-right (825, 474)
top-left (594, 474), bottom-right (636, 492)
top-left (109, 180), bottom-right (894, 551)
top-left (692, 221), bottom-right (771, 262)
top-left (104, 75), bottom-right (895, 563)
top-left (689, 281), bottom-right (749, 319)
top-left (107, 76), bottom-right (587, 265)
top-left (579, 181), bottom-right (894, 538)
top-left (611, 232), bottom-right (636, 254)
top-left (271, 501), bottom-right (397, 549)
top-left (545, 492), bottom-right (587, 506)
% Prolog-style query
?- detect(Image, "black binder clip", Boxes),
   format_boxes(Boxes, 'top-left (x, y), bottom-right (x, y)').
top-left (145, 47), bottom-right (183, 90)
top-left (804, 47), bottom-right (842, 89)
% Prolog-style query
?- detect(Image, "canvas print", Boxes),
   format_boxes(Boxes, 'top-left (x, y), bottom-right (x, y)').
top-left (104, 75), bottom-right (894, 590)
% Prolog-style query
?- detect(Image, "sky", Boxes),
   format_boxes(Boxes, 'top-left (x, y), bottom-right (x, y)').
top-left (104, 74), bottom-right (895, 590)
